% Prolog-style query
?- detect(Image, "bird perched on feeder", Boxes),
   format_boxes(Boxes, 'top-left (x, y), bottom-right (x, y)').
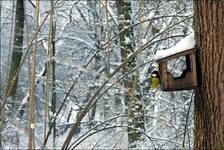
top-left (149, 70), bottom-right (160, 90)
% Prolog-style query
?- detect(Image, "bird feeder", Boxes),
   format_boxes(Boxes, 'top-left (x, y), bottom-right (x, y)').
top-left (154, 33), bottom-right (198, 91)
top-left (156, 48), bottom-right (198, 91)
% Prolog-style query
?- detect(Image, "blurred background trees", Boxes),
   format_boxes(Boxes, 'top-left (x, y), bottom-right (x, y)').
top-left (0, 0), bottom-right (194, 149)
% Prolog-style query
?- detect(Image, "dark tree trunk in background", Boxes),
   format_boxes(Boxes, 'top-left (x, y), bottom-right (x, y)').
top-left (6, 0), bottom-right (24, 98)
top-left (50, 0), bottom-right (56, 147)
top-left (194, 0), bottom-right (224, 149)
top-left (1, 1), bottom-right (24, 146)
top-left (116, 0), bottom-right (144, 148)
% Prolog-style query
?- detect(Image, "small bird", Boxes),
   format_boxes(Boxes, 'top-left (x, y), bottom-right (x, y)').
top-left (149, 70), bottom-right (160, 90)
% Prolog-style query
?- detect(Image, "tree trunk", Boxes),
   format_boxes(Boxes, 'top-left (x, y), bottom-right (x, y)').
top-left (87, 0), bottom-right (101, 126)
top-left (51, 18), bottom-right (57, 150)
top-left (0, 0), bottom-right (2, 99)
top-left (28, 0), bottom-right (40, 148)
top-left (194, 0), bottom-right (224, 149)
top-left (0, 0), bottom-right (2, 148)
top-left (116, 0), bottom-right (144, 148)
top-left (6, 0), bottom-right (24, 98)
top-left (50, 0), bottom-right (56, 147)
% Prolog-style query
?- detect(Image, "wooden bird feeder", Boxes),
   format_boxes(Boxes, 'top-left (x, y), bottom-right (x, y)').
top-left (156, 48), bottom-right (198, 91)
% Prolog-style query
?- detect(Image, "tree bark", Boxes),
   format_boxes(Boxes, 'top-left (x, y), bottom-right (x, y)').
top-left (0, 0), bottom-right (2, 148)
top-left (194, 0), bottom-right (224, 149)
top-left (116, 0), bottom-right (144, 148)
top-left (51, 11), bottom-right (57, 150)
top-left (0, 0), bottom-right (2, 99)
top-left (6, 0), bottom-right (24, 98)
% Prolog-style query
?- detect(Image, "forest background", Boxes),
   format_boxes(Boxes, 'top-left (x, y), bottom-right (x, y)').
top-left (0, 0), bottom-right (194, 149)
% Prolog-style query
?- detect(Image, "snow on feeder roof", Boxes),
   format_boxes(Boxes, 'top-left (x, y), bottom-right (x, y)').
top-left (154, 32), bottom-right (198, 91)
top-left (154, 33), bottom-right (195, 61)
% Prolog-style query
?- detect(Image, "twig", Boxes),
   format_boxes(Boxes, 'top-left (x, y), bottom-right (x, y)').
top-left (70, 125), bottom-right (156, 150)
top-left (182, 91), bottom-right (194, 149)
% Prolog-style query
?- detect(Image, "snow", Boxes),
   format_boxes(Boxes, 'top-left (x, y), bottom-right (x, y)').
top-left (147, 11), bottom-right (155, 20)
top-left (30, 123), bottom-right (35, 129)
top-left (154, 32), bottom-right (195, 60)
top-left (139, 73), bottom-right (146, 84)
top-left (59, 35), bottom-right (95, 50)
top-left (100, 1), bottom-right (119, 25)
top-left (141, 38), bottom-right (147, 45)
top-left (124, 36), bottom-right (131, 45)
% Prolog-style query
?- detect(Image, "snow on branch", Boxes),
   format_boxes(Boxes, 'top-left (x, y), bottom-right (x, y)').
top-left (18, 64), bottom-right (46, 118)
top-left (154, 32), bottom-right (195, 60)
top-left (100, 1), bottom-right (118, 25)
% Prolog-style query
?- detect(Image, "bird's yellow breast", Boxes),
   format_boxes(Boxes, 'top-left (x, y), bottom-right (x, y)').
top-left (150, 77), bottom-right (160, 90)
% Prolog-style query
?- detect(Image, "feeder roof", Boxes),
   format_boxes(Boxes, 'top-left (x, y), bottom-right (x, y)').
top-left (154, 32), bottom-right (195, 61)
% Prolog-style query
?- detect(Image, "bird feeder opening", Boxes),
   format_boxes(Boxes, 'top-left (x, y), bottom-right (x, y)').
top-left (167, 56), bottom-right (187, 78)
